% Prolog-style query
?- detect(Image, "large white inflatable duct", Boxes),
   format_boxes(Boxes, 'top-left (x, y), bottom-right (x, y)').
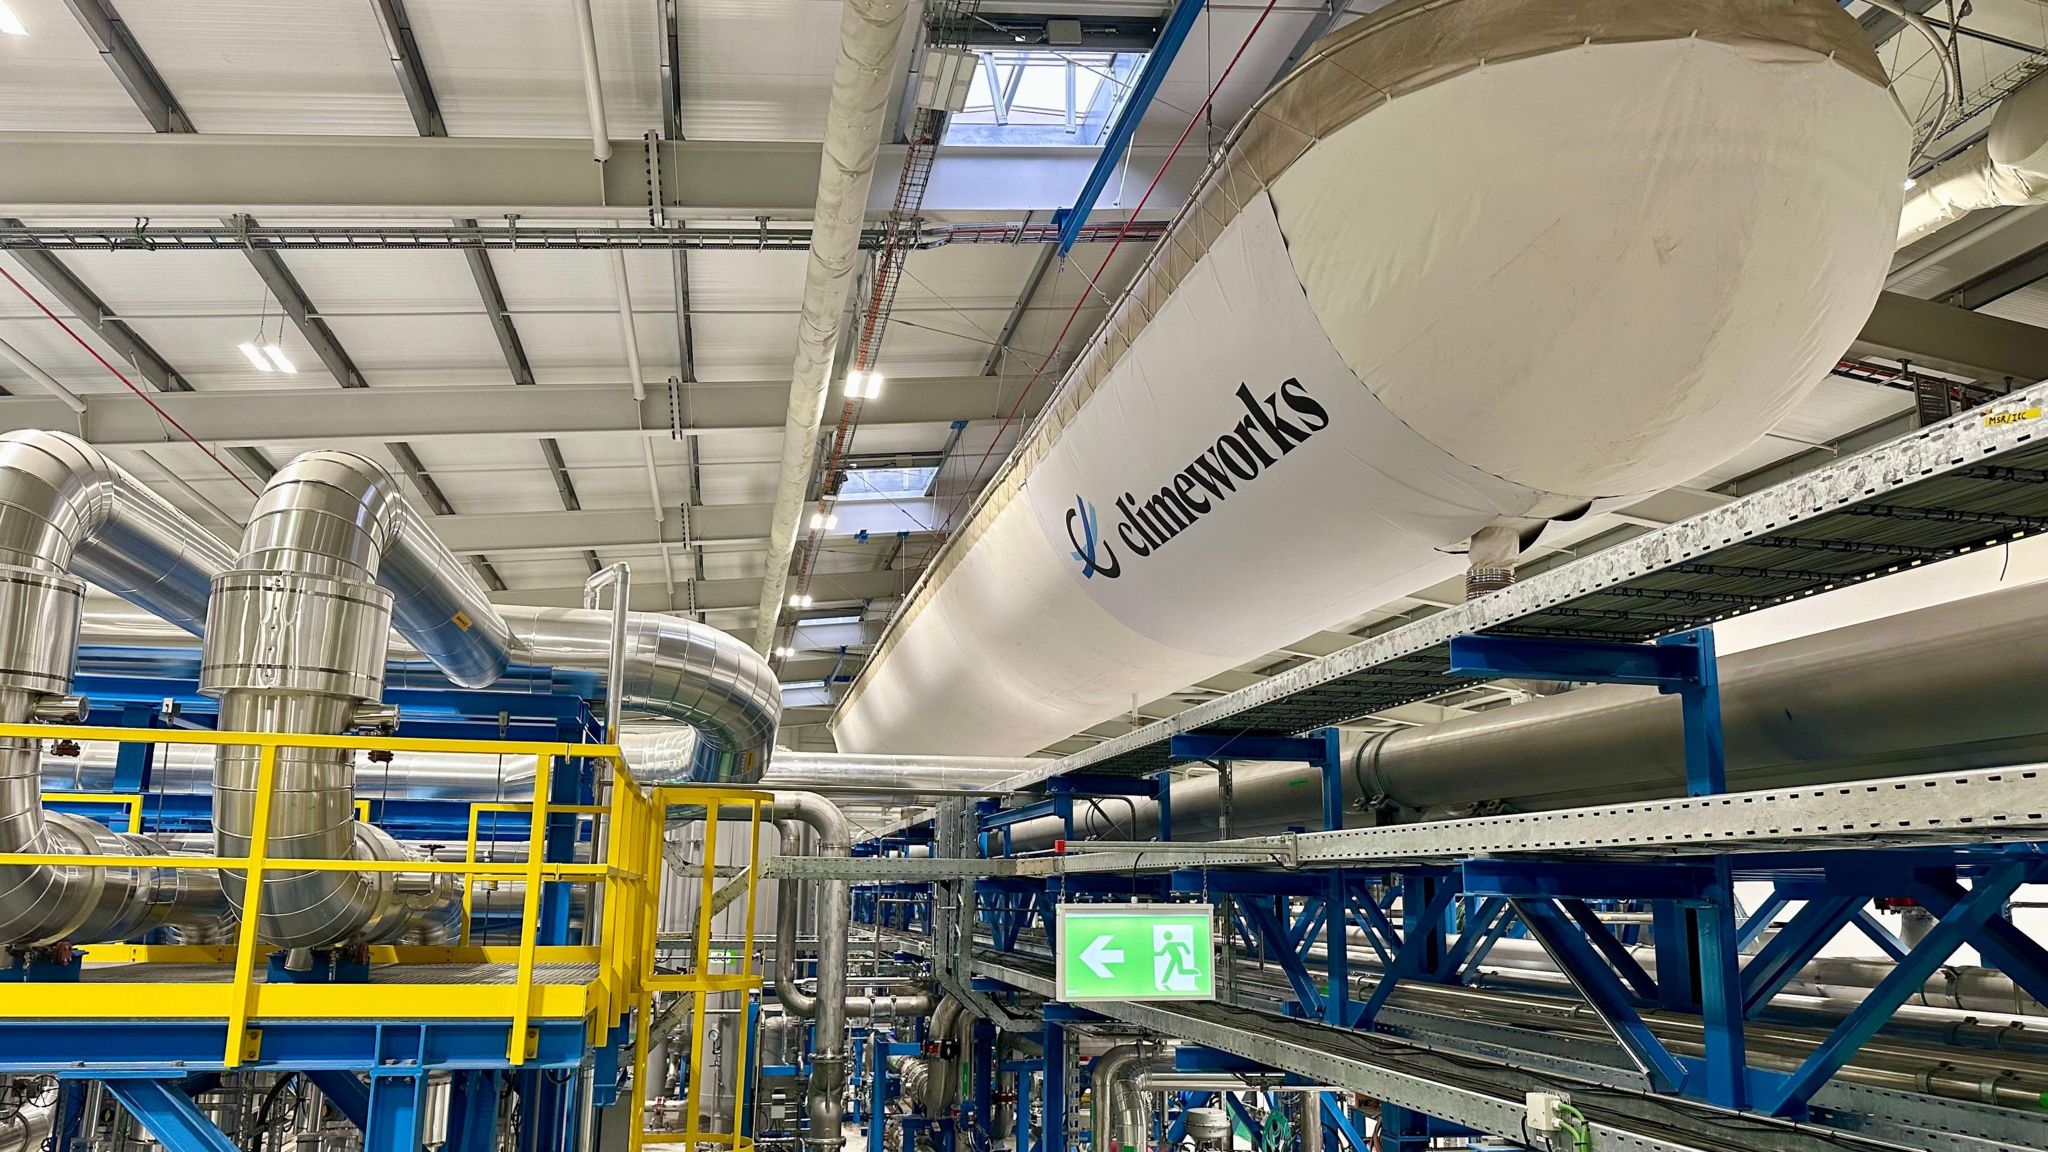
top-left (834, 0), bottom-right (1907, 755)
top-left (1898, 68), bottom-right (2048, 245)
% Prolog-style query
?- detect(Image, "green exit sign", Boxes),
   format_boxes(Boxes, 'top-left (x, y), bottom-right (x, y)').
top-left (1055, 903), bottom-right (1215, 1002)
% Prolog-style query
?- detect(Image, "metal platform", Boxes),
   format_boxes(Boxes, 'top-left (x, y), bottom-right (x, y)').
top-left (970, 953), bottom-right (1901, 1152)
top-left (977, 383), bottom-right (2048, 790)
top-left (775, 761), bottom-right (2048, 879)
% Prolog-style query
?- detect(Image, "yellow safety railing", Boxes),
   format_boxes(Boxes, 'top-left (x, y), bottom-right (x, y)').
top-left (631, 785), bottom-right (766, 1152)
top-left (0, 722), bottom-right (724, 1072)
top-left (39, 791), bottom-right (145, 832)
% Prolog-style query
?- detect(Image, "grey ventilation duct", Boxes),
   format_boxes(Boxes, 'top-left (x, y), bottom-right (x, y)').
top-left (0, 430), bottom-right (229, 945)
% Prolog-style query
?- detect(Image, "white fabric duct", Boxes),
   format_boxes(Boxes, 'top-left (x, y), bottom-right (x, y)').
top-left (834, 0), bottom-right (1906, 755)
top-left (750, 0), bottom-right (912, 653)
top-left (1899, 69), bottom-right (2048, 245)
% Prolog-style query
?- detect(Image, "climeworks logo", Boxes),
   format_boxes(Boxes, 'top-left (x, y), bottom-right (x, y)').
top-left (1064, 377), bottom-right (1329, 581)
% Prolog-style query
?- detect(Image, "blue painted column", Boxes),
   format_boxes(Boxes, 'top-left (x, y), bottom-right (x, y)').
top-left (444, 1072), bottom-right (500, 1152)
top-left (365, 1071), bottom-right (430, 1152)
top-left (969, 1019), bottom-right (996, 1152)
top-left (1041, 1021), bottom-right (1067, 1152)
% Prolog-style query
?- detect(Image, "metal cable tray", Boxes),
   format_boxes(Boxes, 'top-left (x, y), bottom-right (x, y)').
top-left (995, 385), bottom-right (2048, 786)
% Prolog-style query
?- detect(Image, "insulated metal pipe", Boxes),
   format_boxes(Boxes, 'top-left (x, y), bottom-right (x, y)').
top-left (1007, 577), bottom-right (2048, 847)
top-left (201, 452), bottom-right (473, 949)
top-left (0, 430), bottom-right (230, 944)
top-left (767, 795), bottom-right (853, 1151)
top-left (751, 0), bottom-right (912, 651)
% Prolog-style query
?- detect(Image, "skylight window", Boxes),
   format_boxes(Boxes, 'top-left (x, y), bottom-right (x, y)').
top-left (943, 50), bottom-right (1146, 147)
top-left (838, 465), bottom-right (940, 501)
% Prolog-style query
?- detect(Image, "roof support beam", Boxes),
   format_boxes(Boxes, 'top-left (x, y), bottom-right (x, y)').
top-left (0, 223), bottom-right (274, 481)
top-left (0, 377), bottom-right (1008, 447)
top-left (429, 500), bottom-right (944, 556)
top-left (60, 0), bottom-right (193, 133)
top-left (228, 216), bottom-right (506, 589)
top-left (1943, 242), bottom-right (2048, 311)
top-left (981, 244), bottom-right (1056, 377)
top-left (1852, 291), bottom-right (2048, 383)
top-left (0, 134), bottom-right (1199, 221)
top-left (366, 0), bottom-right (446, 137)
top-left (490, 567), bottom-right (907, 613)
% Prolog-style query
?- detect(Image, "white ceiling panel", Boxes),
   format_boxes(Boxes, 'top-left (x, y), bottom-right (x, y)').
top-left (405, 0), bottom-right (661, 139)
top-left (277, 250), bottom-right (486, 312)
top-left (0, 0), bottom-right (154, 131)
top-left (691, 311), bottom-right (800, 380)
top-left (116, 0), bottom-right (418, 135)
top-left (318, 313), bottom-right (513, 386)
top-left (487, 555), bottom-right (604, 587)
top-left (684, 250), bottom-right (808, 311)
top-left (490, 250), bottom-right (623, 311)
top-left (697, 461), bottom-right (780, 506)
top-left (676, 0), bottom-right (846, 140)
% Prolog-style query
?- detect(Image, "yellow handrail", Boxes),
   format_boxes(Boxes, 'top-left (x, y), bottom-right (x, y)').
top-left (0, 720), bottom-right (769, 1109)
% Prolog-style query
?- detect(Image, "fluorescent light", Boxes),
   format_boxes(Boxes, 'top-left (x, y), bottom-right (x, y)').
top-left (788, 593), bottom-right (813, 608)
top-left (862, 373), bottom-right (884, 399)
top-left (238, 342), bottom-right (274, 372)
top-left (845, 371), bottom-right (866, 397)
top-left (845, 371), bottom-right (884, 399)
top-left (0, 4), bottom-right (27, 36)
top-left (1903, 177), bottom-right (1917, 191)
top-left (773, 646), bottom-right (794, 658)
top-left (263, 344), bottom-right (296, 373)
top-left (810, 511), bottom-right (825, 530)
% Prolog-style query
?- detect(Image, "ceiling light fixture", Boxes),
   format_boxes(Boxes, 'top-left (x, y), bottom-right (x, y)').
top-left (1902, 176), bottom-right (1917, 191)
top-left (0, 4), bottom-right (27, 36)
top-left (263, 344), bottom-right (296, 373)
top-left (809, 510), bottom-right (839, 530)
top-left (238, 342), bottom-right (275, 373)
top-left (773, 646), bottom-right (794, 658)
top-left (789, 593), bottom-right (813, 608)
top-left (845, 370), bottom-right (885, 400)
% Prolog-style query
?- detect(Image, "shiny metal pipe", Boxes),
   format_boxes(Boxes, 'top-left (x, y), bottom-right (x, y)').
top-left (0, 431), bottom-right (231, 944)
top-left (766, 794), bottom-right (852, 1151)
top-left (1008, 577), bottom-right (2048, 848)
top-left (202, 452), bottom-right (471, 949)
top-left (508, 607), bottom-right (778, 783)
top-left (1135, 1075), bottom-right (1332, 1094)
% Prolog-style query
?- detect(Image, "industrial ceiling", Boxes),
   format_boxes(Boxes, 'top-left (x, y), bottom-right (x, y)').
top-left (1, 0), bottom-right (2047, 752)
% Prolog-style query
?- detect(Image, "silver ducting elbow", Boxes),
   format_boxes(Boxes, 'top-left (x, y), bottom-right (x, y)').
top-left (504, 606), bottom-right (779, 783)
top-left (0, 431), bottom-right (235, 945)
top-left (203, 451), bottom-right (472, 950)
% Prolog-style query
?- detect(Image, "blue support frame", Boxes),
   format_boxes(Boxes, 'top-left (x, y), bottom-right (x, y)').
top-left (1050, 0), bottom-right (1203, 256)
top-left (101, 1080), bottom-right (239, 1152)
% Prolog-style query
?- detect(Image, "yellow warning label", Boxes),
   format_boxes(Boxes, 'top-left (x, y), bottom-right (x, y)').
top-left (452, 610), bottom-right (472, 631)
top-left (1983, 406), bottom-right (2043, 427)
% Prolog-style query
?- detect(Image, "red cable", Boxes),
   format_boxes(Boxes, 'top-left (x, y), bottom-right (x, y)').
top-left (1, 265), bottom-right (259, 497)
top-left (917, 0), bottom-right (1284, 567)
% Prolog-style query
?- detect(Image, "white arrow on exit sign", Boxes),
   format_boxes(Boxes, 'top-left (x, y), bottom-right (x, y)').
top-left (1079, 934), bottom-right (1124, 980)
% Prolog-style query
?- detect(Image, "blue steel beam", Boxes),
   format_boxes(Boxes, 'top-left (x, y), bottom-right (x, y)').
top-left (101, 1080), bottom-right (238, 1152)
top-left (1761, 862), bottom-right (2032, 1115)
top-left (1052, 0), bottom-right (1205, 256)
top-left (1559, 899), bottom-right (1658, 999)
top-left (306, 1070), bottom-right (372, 1131)
top-left (1513, 898), bottom-right (1688, 1093)
top-left (1741, 896), bottom-right (1863, 1017)
top-left (1916, 875), bottom-right (2048, 1009)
